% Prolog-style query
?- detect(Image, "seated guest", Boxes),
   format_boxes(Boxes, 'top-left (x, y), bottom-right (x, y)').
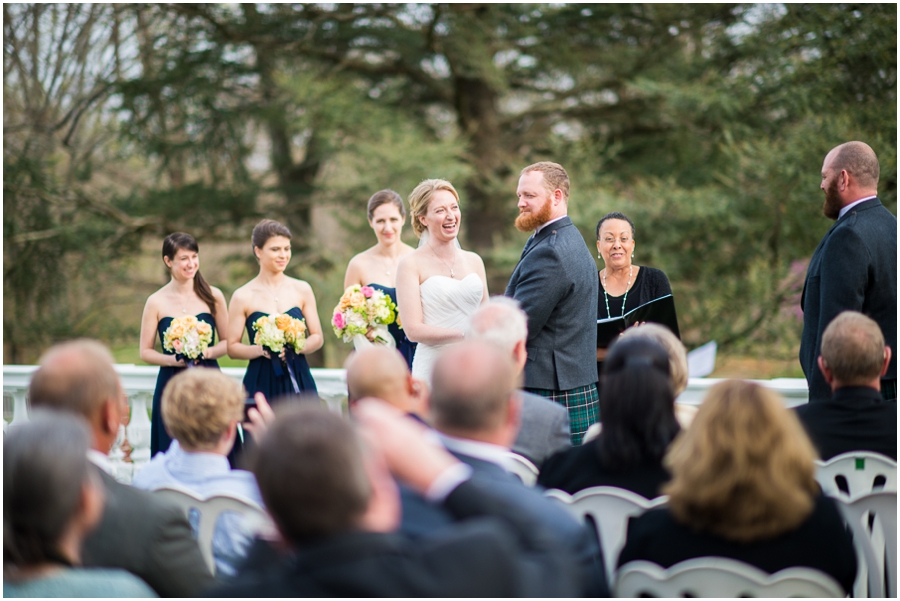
top-left (133, 369), bottom-right (264, 576)
top-left (428, 341), bottom-right (609, 596)
top-left (795, 311), bottom-right (896, 460)
top-left (539, 337), bottom-right (680, 498)
top-left (28, 339), bottom-right (212, 596)
top-left (4, 412), bottom-right (157, 598)
top-left (467, 296), bottom-right (571, 466)
top-left (346, 346), bottom-right (428, 421)
top-left (619, 380), bottom-right (857, 594)
top-left (208, 401), bottom-right (581, 597)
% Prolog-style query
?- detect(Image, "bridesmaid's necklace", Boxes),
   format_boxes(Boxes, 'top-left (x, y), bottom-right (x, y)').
top-left (262, 280), bottom-right (284, 302)
top-left (426, 241), bottom-right (457, 278)
top-left (601, 265), bottom-right (633, 318)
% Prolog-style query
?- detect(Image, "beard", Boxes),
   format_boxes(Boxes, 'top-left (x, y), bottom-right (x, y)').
top-left (515, 196), bottom-right (553, 232)
top-left (822, 178), bottom-right (842, 220)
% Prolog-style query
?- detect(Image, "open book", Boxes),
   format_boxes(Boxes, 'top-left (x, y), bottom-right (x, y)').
top-left (597, 294), bottom-right (680, 348)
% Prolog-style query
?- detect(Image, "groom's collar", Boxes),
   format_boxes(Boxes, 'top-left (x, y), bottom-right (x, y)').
top-left (534, 215), bottom-right (568, 235)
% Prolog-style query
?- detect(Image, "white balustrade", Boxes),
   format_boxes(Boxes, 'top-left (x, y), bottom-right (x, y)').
top-left (2, 364), bottom-right (349, 484)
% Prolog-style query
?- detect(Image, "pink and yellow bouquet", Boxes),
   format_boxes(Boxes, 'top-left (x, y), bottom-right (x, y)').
top-left (332, 285), bottom-right (397, 348)
top-left (252, 313), bottom-right (308, 354)
top-left (162, 315), bottom-right (213, 361)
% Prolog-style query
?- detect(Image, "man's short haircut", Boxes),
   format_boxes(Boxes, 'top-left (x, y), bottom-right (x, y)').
top-left (467, 296), bottom-right (528, 354)
top-left (251, 404), bottom-right (370, 542)
top-left (28, 339), bottom-right (120, 419)
top-left (620, 324), bottom-right (689, 396)
top-left (521, 161), bottom-right (570, 201)
top-left (430, 342), bottom-right (517, 433)
top-left (162, 369), bottom-right (244, 451)
top-left (833, 141), bottom-right (879, 188)
top-left (820, 311), bottom-right (886, 384)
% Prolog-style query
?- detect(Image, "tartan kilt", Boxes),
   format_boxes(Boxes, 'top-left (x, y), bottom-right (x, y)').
top-left (527, 383), bottom-right (599, 446)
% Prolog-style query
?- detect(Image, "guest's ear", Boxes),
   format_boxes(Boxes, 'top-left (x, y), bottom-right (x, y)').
top-left (817, 356), bottom-right (834, 384)
top-left (99, 397), bottom-right (121, 439)
top-left (882, 346), bottom-right (892, 377)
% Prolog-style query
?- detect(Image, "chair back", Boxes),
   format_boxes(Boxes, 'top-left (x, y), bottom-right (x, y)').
top-left (545, 486), bottom-right (667, 581)
top-left (153, 485), bottom-right (271, 575)
top-left (815, 451), bottom-right (897, 498)
top-left (834, 490), bottom-right (896, 598)
top-left (615, 557), bottom-right (845, 597)
top-left (502, 452), bottom-right (539, 487)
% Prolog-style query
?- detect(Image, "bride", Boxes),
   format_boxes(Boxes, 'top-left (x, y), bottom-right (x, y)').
top-left (395, 179), bottom-right (489, 384)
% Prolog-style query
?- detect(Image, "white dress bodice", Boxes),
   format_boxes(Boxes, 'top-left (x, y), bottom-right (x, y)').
top-left (411, 273), bottom-right (484, 383)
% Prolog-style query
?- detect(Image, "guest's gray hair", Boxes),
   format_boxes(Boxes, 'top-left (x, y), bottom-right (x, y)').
top-left (467, 296), bottom-right (528, 354)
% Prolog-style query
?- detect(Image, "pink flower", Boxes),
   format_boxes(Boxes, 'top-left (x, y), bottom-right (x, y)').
top-left (172, 339), bottom-right (183, 352)
top-left (360, 286), bottom-right (374, 298)
top-left (332, 312), bottom-right (345, 329)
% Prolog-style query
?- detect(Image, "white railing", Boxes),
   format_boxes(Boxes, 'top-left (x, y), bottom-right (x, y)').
top-left (3, 364), bottom-right (348, 484)
top-left (3, 364), bottom-right (808, 483)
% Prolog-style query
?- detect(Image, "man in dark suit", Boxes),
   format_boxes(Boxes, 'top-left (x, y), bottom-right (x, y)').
top-left (209, 400), bottom-right (581, 597)
top-left (506, 161), bottom-right (600, 444)
top-left (428, 341), bottom-right (609, 597)
top-left (801, 141), bottom-right (897, 402)
top-left (28, 339), bottom-right (214, 597)
top-left (468, 296), bottom-right (571, 466)
top-left (795, 311), bottom-right (896, 460)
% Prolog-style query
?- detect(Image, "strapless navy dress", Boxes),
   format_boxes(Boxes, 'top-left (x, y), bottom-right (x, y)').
top-left (242, 306), bottom-right (318, 400)
top-left (151, 313), bottom-right (220, 457)
top-left (369, 284), bottom-right (417, 370)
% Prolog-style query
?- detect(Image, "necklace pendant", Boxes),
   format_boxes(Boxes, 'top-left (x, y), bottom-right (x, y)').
top-left (450, 269), bottom-right (455, 278)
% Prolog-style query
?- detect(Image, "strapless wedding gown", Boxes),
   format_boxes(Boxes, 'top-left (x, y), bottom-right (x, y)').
top-left (411, 273), bottom-right (484, 383)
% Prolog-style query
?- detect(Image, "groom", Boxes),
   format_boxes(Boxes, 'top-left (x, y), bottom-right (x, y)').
top-left (505, 162), bottom-right (599, 444)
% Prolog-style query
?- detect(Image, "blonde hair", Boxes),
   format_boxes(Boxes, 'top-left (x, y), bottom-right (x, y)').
top-left (664, 380), bottom-right (819, 542)
top-left (161, 369), bottom-right (244, 451)
top-left (407, 179), bottom-right (460, 238)
top-left (521, 161), bottom-right (570, 201)
top-left (620, 324), bottom-right (688, 395)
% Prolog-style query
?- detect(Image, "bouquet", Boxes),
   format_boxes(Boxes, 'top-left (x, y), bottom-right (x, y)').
top-left (252, 313), bottom-right (308, 355)
top-left (332, 285), bottom-right (397, 349)
top-left (163, 315), bottom-right (213, 362)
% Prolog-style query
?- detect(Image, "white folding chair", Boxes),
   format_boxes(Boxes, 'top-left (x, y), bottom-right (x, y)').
top-left (615, 557), bottom-right (845, 597)
top-left (502, 452), bottom-right (539, 487)
top-left (545, 486), bottom-right (667, 582)
top-left (153, 485), bottom-right (273, 575)
top-left (834, 490), bottom-right (896, 598)
top-left (815, 451), bottom-right (897, 498)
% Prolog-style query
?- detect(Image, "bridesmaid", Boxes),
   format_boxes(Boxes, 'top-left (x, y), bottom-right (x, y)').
top-left (343, 189), bottom-right (417, 367)
top-left (139, 232), bottom-right (228, 457)
top-left (227, 219), bottom-right (323, 402)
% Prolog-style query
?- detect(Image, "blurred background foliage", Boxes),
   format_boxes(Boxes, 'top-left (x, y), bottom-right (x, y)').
top-left (4, 3), bottom-right (896, 371)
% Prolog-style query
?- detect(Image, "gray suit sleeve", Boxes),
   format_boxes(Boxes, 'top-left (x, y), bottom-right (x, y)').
top-left (511, 245), bottom-right (569, 342)
top-left (148, 504), bottom-right (216, 597)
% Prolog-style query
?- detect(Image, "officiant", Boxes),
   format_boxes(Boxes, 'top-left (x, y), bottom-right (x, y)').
top-left (595, 212), bottom-right (677, 380)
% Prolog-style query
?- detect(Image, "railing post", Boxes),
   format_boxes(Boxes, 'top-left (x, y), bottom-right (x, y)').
top-left (9, 390), bottom-right (30, 428)
top-left (126, 392), bottom-right (153, 471)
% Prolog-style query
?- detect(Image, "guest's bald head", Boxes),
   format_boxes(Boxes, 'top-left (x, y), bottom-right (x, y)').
top-left (29, 339), bottom-right (122, 420)
top-left (430, 341), bottom-right (519, 435)
top-left (827, 141), bottom-right (879, 189)
top-left (346, 347), bottom-right (413, 410)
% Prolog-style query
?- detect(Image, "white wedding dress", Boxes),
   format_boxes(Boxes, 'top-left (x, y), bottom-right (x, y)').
top-left (411, 273), bottom-right (484, 383)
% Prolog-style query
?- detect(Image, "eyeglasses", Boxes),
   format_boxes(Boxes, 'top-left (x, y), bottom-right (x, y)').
top-left (600, 237), bottom-right (632, 244)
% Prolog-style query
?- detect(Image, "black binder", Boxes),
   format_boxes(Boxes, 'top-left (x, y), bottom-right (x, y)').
top-left (597, 294), bottom-right (680, 348)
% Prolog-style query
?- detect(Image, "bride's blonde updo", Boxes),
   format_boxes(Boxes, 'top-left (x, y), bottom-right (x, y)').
top-left (407, 179), bottom-right (460, 239)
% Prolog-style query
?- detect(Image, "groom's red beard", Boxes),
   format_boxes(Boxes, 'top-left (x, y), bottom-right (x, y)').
top-left (515, 197), bottom-right (553, 232)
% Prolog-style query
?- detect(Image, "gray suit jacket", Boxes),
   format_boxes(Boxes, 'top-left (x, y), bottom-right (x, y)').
top-left (83, 468), bottom-right (214, 597)
top-left (506, 216), bottom-right (599, 390)
top-left (800, 198), bottom-right (897, 401)
top-left (512, 391), bottom-right (571, 466)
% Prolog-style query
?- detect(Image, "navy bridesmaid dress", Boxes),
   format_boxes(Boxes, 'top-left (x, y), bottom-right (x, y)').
top-left (150, 313), bottom-right (220, 457)
top-left (242, 306), bottom-right (318, 399)
top-left (369, 283), bottom-right (417, 370)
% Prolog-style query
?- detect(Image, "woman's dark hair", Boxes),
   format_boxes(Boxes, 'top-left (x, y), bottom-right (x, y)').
top-left (366, 190), bottom-right (406, 221)
top-left (595, 337), bottom-right (680, 470)
top-left (163, 232), bottom-right (217, 316)
top-left (4, 411), bottom-right (93, 568)
top-left (251, 219), bottom-right (292, 251)
top-left (596, 211), bottom-right (636, 239)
